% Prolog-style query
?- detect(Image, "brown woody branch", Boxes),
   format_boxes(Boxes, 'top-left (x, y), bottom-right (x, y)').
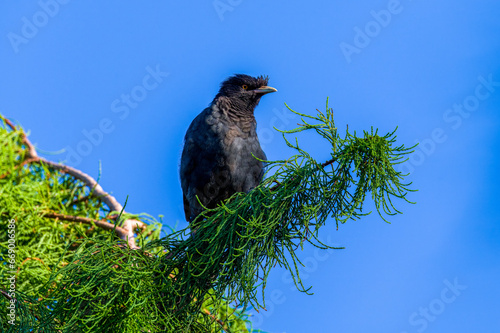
top-left (43, 212), bottom-right (134, 245)
top-left (202, 308), bottom-right (227, 330)
top-left (1, 116), bottom-right (146, 249)
top-left (0, 290), bottom-right (14, 302)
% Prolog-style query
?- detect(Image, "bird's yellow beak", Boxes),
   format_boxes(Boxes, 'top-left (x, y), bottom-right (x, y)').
top-left (253, 86), bottom-right (277, 95)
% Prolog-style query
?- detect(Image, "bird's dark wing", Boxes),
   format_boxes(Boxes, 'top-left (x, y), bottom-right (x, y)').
top-left (180, 107), bottom-right (228, 221)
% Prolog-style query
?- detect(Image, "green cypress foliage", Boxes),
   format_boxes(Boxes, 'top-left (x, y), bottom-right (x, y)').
top-left (0, 101), bottom-right (415, 332)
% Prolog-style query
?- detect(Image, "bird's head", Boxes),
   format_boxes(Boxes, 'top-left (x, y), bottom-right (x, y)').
top-left (214, 74), bottom-right (277, 113)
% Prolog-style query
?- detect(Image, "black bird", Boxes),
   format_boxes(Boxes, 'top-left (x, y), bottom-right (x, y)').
top-left (180, 74), bottom-right (277, 222)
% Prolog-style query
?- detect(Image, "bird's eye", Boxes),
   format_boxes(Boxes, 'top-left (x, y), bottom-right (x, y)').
top-left (242, 85), bottom-right (248, 90)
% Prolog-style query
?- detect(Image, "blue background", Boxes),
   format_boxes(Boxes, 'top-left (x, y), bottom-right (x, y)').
top-left (1, 1), bottom-right (499, 332)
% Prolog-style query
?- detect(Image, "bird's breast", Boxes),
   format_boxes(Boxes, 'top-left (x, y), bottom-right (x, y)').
top-left (198, 106), bottom-right (265, 192)
top-left (222, 131), bottom-right (264, 191)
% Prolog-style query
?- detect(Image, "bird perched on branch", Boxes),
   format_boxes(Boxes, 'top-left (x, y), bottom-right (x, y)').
top-left (180, 74), bottom-right (277, 222)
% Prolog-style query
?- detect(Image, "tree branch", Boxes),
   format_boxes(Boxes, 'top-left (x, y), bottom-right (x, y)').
top-left (201, 308), bottom-right (227, 330)
top-left (1, 116), bottom-right (146, 249)
top-left (42, 212), bottom-right (136, 247)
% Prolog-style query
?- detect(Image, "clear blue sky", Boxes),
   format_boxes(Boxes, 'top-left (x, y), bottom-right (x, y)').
top-left (1, 1), bottom-right (499, 332)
